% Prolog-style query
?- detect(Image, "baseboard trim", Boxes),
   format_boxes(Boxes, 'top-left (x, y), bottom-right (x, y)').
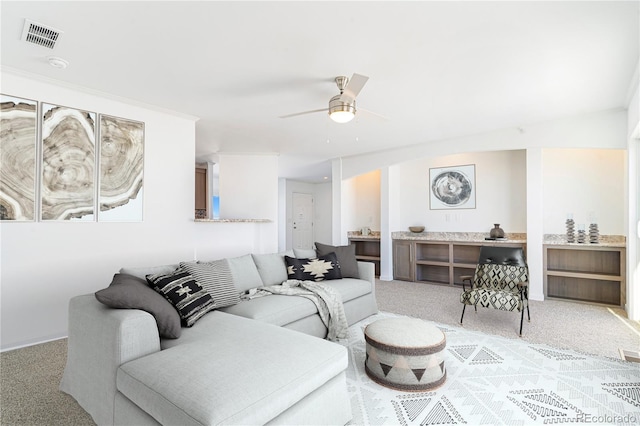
top-left (1, 334), bottom-right (67, 353)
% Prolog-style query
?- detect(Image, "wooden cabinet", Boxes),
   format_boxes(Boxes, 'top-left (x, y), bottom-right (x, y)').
top-left (393, 239), bottom-right (526, 287)
top-left (544, 245), bottom-right (625, 307)
top-left (393, 240), bottom-right (413, 281)
top-left (195, 168), bottom-right (207, 210)
top-left (349, 237), bottom-right (381, 276)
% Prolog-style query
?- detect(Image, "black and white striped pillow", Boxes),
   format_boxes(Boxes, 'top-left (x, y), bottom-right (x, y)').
top-left (179, 259), bottom-right (240, 308)
top-left (146, 268), bottom-right (215, 327)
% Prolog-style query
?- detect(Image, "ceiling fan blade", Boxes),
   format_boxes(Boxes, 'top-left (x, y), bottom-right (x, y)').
top-left (340, 73), bottom-right (369, 103)
top-left (279, 108), bottom-right (328, 119)
top-left (359, 107), bottom-right (390, 120)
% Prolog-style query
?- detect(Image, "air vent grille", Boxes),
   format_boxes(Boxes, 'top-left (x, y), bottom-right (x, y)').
top-left (21, 19), bottom-right (63, 49)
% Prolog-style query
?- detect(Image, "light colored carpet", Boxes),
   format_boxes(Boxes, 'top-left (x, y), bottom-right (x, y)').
top-left (1, 281), bottom-right (638, 425)
top-left (0, 338), bottom-right (94, 425)
top-left (375, 279), bottom-right (640, 360)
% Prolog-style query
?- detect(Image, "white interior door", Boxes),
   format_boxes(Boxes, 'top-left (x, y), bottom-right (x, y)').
top-left (292, 192), bottom-right (314, 250)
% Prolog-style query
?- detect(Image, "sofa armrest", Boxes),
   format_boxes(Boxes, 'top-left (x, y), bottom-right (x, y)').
top-left (357, 261), bottom-right (375, 296)
top-left (60, 294), bottom-right (161, 425)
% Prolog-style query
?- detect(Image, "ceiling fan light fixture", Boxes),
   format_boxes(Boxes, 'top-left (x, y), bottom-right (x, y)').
top-left (329, 95), bottom-right (356, 123)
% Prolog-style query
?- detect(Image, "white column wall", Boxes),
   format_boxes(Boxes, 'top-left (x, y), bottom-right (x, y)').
top-left (379, 166), bottom-right (396, 281)
top-left (626, 63), bottom-right (640, 320)
top-left (526, 148), bottom-right (545, 301)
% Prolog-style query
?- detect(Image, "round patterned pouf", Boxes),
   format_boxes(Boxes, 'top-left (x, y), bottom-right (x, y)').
top-left (364, 317), bottom-right (446, 392)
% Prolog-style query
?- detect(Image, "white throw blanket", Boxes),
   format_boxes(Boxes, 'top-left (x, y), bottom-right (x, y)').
top-left (241, 280), bottom-right (348, 341)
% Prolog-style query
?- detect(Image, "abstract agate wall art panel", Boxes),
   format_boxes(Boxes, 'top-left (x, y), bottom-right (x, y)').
top-left (0, 94), bottom-right (37, 221)
top-left (98, 115), bottom-right (144, 222)
top-left (429, 164), bottom-right (476, 210)
top-left (41, 103), bottom-right (96, 221)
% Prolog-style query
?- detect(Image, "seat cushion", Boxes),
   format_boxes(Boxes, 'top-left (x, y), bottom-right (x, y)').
top-left (117, 311), bottom-right (347, 426)
top-left (219, 294), bottom-right (318, 326)
top-left (217, 278), bottom-right (372, 327)
top-left (461, 288), bottom-right (523, 311)
top-left (322, 278), bottom-right (372, 303)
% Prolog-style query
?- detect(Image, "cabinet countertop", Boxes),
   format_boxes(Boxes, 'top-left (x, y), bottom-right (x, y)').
top-left (194, 218), bottom-right (271, 223)
top-left (543, 234), bottom-right (625, 248)
top-left (347, 232), bottom-right (380, 240)
top-left (391, 231), bottom-right (527, 244)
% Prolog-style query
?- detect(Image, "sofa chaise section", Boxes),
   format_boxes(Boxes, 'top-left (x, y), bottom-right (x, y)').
top-left (116, 311), bottom-right (350, 425)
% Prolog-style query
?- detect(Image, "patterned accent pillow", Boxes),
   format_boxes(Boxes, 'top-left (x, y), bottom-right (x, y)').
top-left (179, 260), bottom-right (240, 308)
top-left (285, 253), bottom-right (342, 282)
top-left (146, 268), bottom-right (216, 327)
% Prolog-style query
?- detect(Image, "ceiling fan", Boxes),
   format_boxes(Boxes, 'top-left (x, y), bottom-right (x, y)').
top-left (280, 73), bottom-right (384, 123)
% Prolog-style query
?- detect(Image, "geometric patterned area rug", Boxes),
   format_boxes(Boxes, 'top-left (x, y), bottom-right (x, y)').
top-left (341, 312), bottom-right (640, 425)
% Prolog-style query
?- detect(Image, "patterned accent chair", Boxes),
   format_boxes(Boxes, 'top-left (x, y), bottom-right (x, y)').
top-left (459, 246), bottom-right (530, 336)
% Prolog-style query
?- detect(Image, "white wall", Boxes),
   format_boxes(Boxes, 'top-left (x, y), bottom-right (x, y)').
top-left (1, 73), bottom-right (198, 350)
top-left (542, 148), bottom-right (626, 235)
top-left (340, 109), bottom-right (627, 180)
top-left (0, 73), bottom-right (280, 350)
top-left (344, 170), bottom-right (381, 233)
top-left (340, 175), bottom-right (357, 245)
top-left (312, 182), bottom-right (333, 246)
top-left (626, 61), bottom-right (640, 320)
top-left (389, 150), bottom-right (527, 233)
top-left (218, 154), bottom-right (279, 221)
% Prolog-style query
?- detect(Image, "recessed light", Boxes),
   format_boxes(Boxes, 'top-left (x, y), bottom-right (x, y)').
top-left (47, 56), bottom-right (68, 69)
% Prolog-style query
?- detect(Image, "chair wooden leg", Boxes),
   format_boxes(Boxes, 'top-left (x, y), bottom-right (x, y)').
top-left (527, 302), bottom-right (531, 322)
top-left (460, 304), bottom-right (466, 325)
top-left (519, 308), bottom-right (524, 337)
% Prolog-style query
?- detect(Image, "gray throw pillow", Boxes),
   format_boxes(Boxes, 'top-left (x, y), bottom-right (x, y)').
top-left (315, 242), bottom-right (360, 278)
top-left (227, 254), bottom-right (264, 293)
top-left (179, 259), bottom-right (240, 308)
top-left (95, 273), bottom-right (182, 339)
top-left (251, 252), bottom-right (292, 286)
top-left (293, 248), bottom-right (317, 259)
top-left (119, 264), bottom-right (178, 281)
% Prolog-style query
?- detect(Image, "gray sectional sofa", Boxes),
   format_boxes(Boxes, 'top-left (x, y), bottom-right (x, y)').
top-left (60, 247), bottom-right (378, 425)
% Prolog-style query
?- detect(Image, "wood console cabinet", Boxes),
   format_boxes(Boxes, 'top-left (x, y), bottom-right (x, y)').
top-left (543, 245), bottom-right (626, 307)
top-left (349, 237), bottom-right (381, 276)
top-left (393, 240), bottom-right (526, 287)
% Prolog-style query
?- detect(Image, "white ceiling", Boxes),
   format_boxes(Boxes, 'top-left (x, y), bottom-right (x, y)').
top-left (1, 1), bottom-right (638, 182)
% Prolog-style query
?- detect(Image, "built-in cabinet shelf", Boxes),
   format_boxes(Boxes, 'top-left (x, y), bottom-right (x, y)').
top-left (349, 237), bottom-right (381, 277)
top-left (393, 239), bottom-right (526, 287)
top-left (544, 245), bottom-right (626, 307)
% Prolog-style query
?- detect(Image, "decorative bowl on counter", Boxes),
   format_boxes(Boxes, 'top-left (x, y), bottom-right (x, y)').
top-left (409, 226), bottom-right (425, 233)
